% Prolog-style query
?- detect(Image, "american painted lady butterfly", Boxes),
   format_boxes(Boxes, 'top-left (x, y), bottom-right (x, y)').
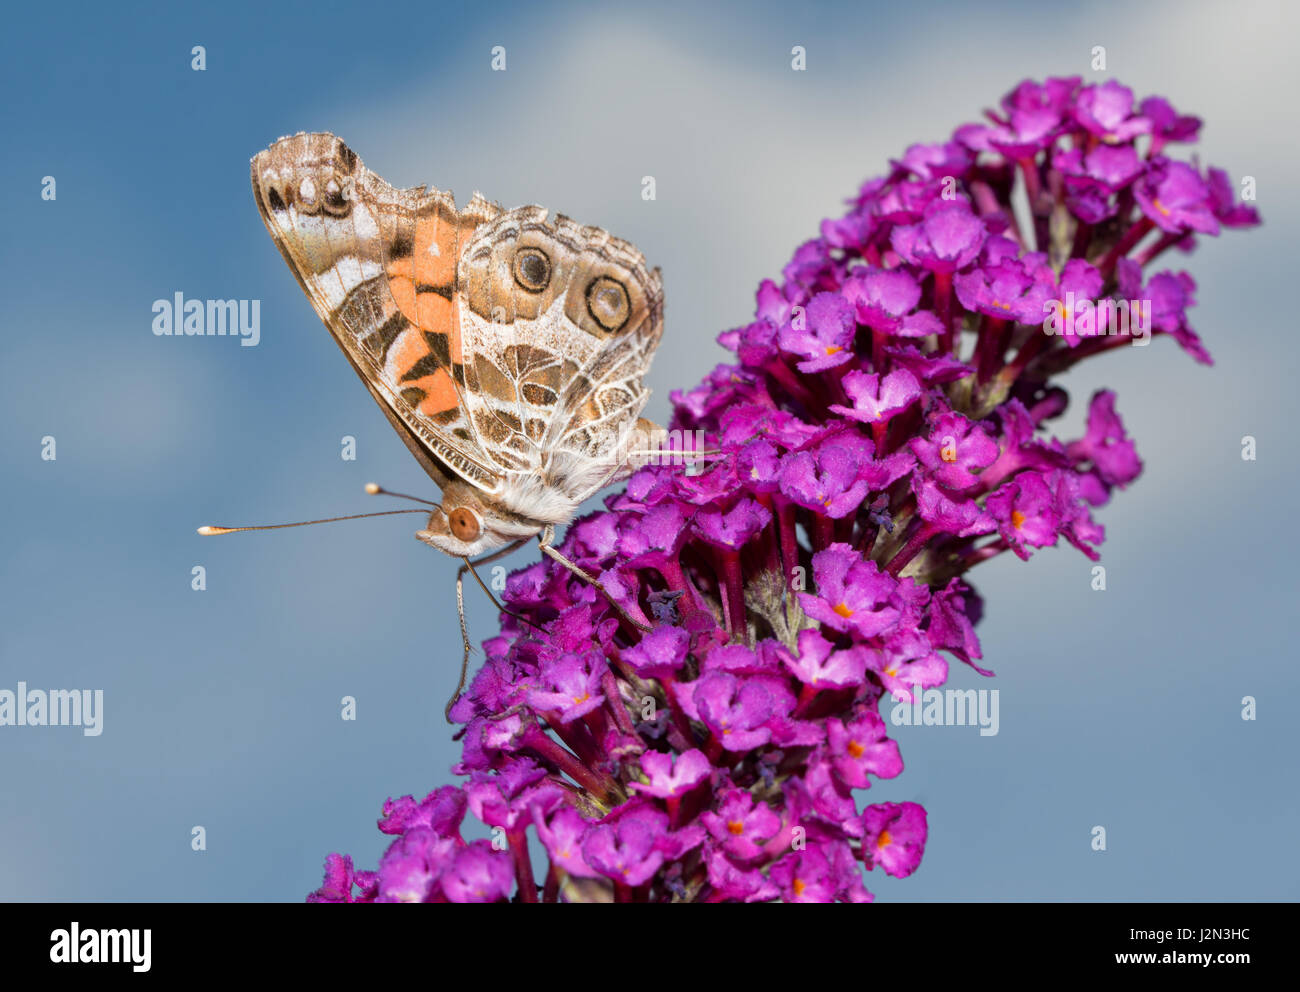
top-left (206, 132), bottom-right (669, 714)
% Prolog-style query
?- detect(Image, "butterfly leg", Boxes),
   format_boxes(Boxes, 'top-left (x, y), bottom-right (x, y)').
top-left (446, 539), bottom-right (529, 722)
top-left (536, 525), bottom-right (652, 633)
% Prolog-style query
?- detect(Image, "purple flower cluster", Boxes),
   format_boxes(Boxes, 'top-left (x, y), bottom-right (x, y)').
top-left (309, 77), bottom-right (1258, 903)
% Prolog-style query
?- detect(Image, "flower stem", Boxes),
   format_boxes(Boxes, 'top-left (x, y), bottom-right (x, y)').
top-left (509, 827), bottom-right (537, 903)
top-left (718, 548), bottom-right (747, 640)
top-left (813, 513), bottom-right (834, 551)
top-left (933, 270), bottom-right (955, 352)
top-left (542, 860), bottom-right (560, 903)
top-left (887, 521), bottom-right (934, 576)
top-left (776, 498), bottom-right (800, 586)
top-left (1099, 215), bottom-right (1155, 277)
top-left (601, 670), bottom-right (640, 738)
top-left (520, 724), bottom-right (616, 802)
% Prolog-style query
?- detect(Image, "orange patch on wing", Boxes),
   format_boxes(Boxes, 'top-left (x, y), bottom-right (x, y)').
top-left (388, 211), bottom-right (457, 287)
top-left (415, 289), bottom-right (452, 333)
top-left (386, 209), bottom-right (463, 328)
top-left (388, 330), bottom-right (459, 415)
top-left (417, 293), bottom-right (462, 361)
top-left (388, 273), bottom-right (419, 326)
top-left (390, 327), bottom-right (429, 381)
top-left (418, 213), bottom-right (460, 286)
top-left (387, 281), bottom-right (464, 367)
top-left (446, 294), bottom-right (464, 365)
top-left (418, 369), bottom-right (460, 416)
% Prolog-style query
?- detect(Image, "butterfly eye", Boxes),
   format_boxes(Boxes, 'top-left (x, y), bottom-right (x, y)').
top-left (586, 277), bottom-right (630, 332)
top-left (448, 507), bottom-right (482, 543)
top-left (513, 248), bottom-right (552, 292)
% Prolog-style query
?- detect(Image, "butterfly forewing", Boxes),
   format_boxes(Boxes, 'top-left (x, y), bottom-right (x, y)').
top-left (251, 133), bottom-right (499, 491)
top-left (250, 131), bottom-right (663, 525)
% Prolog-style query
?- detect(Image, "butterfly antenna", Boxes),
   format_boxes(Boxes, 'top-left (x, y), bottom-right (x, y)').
top-left (364, 482), bottom-right (441, 509)
top-left (197, 509), bottom-right (428, 536)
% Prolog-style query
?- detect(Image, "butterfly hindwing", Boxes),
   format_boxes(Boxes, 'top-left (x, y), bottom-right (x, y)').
top-left (454, 206), bottom-right (664, 498)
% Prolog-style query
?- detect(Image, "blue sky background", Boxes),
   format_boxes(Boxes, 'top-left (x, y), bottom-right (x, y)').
top-left (1, 0), bottom-right (1296, 901)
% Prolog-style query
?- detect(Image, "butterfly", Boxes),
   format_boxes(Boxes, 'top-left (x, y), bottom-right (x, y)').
top-left (210, 132), bottom-right (671, 714)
